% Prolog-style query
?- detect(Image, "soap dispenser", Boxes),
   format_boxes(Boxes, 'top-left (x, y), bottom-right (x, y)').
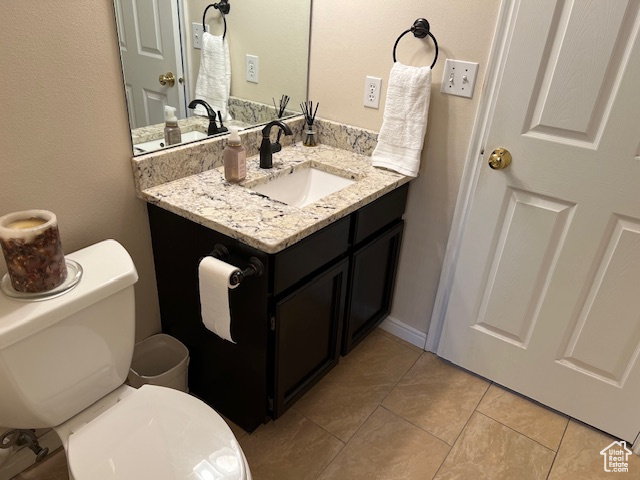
top-left (163, 106), bottom-right (182, 146)
top-left (223, 127), bottom-right (246, 183)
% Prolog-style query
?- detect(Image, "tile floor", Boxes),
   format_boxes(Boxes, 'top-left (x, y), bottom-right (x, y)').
top-left (15, 329), bottom-right (640, 479)
top-left (237, 330), bottom-right (640, 480)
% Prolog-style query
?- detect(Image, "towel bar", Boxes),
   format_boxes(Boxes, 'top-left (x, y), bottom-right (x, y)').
top-left (202, 1), bottom-right (230, 39)
top-left (393, 18), bottom-right (439, 69)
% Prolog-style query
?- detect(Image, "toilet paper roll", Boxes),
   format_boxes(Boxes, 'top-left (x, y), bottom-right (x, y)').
top-left (198, 256), bottom-right (240, 343)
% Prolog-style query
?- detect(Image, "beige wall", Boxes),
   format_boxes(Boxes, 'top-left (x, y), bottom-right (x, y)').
top-left (309, 1), bottom-right (501, 334)
top-left (0, 0), bottom-right (160, 341)
top-left (186, 0), bottom-right (310, 109)
top-left (0, 0), bottom-right (500, 345)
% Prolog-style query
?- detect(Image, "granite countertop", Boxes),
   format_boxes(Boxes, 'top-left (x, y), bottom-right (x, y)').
top-left (140, 143), bottom-right (411, 253)
top-left (131, 116), bottom-right (250, 148)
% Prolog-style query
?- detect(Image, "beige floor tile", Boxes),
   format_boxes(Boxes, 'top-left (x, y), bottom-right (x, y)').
top-left (382, 353), bottom-right (490, 445)
top-left (294, 332), bottom-right (420, 442)
top-left (222, 414), bottom-right (248, 441)
top-left (318, 406), bottom-right (450, 480)
top-left (548, 420), bottom-right (640, 479)
top-left (434, 412), bottom-right (555, 480)
top-left (240, 409), bottom-right (344, 480)
top-left (375, 327), bottom-right (425, 354)
top-left (477, 384), bottom-right (568, 451)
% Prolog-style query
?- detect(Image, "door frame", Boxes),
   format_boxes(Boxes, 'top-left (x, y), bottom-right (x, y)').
top-left (174, 0), bottom-right (188, 118)
top-left (426, 0), bottom-right (516, 352)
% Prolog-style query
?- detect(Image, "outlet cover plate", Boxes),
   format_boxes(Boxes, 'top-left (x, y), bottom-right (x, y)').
top-left (364, 76), bottom-right (382, 109)
top-left (246, 54), bottom-right (259, 83)
top-left (440, 59), bottom-right (479, 98)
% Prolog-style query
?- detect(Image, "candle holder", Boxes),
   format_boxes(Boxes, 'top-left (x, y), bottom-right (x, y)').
top-left (0, 210), bottom-right (67, 293)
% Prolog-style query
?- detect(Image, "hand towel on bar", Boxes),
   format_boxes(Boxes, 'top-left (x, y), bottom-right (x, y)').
top-left (194, 32), bottom-right (232, 121)
top-left (198, 256), bottom-right (240, 343)
top-left (371, 62), bottom-right (432, 177)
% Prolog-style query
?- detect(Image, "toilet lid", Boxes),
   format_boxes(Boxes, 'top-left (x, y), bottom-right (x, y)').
top-left (68, 385), bottom-right (248, 480)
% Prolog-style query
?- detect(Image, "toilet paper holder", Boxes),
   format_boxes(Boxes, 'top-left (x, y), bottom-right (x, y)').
top-left (207, 244), bottom-right (264, 286)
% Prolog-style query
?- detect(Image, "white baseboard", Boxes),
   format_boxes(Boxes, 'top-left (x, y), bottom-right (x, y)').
top-left (379, 316), bottom-right (427, 350)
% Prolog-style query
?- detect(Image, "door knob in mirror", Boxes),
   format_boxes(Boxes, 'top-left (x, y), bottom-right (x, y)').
top-left (159, 72), bottom-right (176, 87)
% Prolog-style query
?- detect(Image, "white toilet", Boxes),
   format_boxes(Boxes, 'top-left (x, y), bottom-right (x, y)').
top-left (0, 240), bottom-right (252, 479)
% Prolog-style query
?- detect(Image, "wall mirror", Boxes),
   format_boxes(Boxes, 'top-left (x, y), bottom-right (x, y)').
top-left (113, 0), bottom-right (311, 155)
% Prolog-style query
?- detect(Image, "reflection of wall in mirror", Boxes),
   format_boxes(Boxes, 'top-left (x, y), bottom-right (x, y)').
top-left (186, 0), bottom-right (310, 112)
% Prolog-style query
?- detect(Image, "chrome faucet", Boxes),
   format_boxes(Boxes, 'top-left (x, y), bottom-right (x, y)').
top-left (259, 120), bottom-right (293, 169)
top-left (188, 99), bottom-right (228, 136)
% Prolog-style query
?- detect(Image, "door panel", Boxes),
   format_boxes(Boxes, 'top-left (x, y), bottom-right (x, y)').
top-left (438, 0), bottom-right (640, 442)
top-left (134, 0), bottom-right (165, 58)
top-left (115, 0), bottom-right (184, 128)
top-left (474, 189), bottom-right (574, 347)
top-left (526, 1), bottom-right (629, 141)
top-left (558, 216), bottom-right (640, 386)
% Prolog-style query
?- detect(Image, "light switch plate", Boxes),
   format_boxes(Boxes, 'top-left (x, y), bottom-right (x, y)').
top-left (440, 59), bottom-right (479, 98)
top-left (246, 54), bottom-right (259, 83)
top-left (192, 23), bottom-right (209, 50)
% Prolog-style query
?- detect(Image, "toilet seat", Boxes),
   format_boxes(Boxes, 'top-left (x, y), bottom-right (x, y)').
top-left (67, 385), bottom-right (250, 480)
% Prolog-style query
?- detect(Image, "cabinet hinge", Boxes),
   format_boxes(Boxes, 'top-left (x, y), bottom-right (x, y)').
top-left (268, 396), bottom-right (274, 412)
top-left (270, 315), bottom-right (276, 331)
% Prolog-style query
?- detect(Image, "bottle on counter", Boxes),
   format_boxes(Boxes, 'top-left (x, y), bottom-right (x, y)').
top-left (223, 127), bottom-right (246, 183)
top-left (163, 106), bottom-right (182, 146)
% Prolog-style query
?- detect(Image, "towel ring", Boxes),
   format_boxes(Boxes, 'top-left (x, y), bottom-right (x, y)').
top-left (203, 1), bottom-right (230, 39)
top-left (393, 18), bottom-right (438, 69)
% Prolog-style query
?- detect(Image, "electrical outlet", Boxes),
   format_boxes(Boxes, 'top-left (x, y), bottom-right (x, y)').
top-left (192, 23), bottom-right (209, 49)
top-left (246, 55), bottom-right (259, 83)
top-left (364, 76), bottom-right (382, 109)
top-left (440, 59), bottom-right (479, 98)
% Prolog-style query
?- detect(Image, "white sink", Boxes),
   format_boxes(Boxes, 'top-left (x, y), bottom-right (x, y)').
top-left (250, 167), bottom-right (355, 208)
top-left (134, 130), bottom-right (208, 153)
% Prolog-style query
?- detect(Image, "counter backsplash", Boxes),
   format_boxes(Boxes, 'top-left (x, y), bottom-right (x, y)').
top-left (131, 117), bottom-right (379, 194)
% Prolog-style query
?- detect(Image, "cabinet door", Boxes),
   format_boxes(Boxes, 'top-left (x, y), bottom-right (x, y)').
top-left (273, 259), bottom-right (348, 417)
top-left (343, 221), bottom-right (404, 354)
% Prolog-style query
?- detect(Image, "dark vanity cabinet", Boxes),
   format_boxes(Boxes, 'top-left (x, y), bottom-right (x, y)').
top-left (273, 258), bottom-right (348, 417)
top-left (343, 221), bottom-right (404, 354)
top-left (341, 185), bottom-right (408, 354)
top-left (147, 183), bottom-right (408, 432)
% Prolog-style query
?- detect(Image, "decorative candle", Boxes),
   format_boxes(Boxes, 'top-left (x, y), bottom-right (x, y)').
top-left (0, 210), bottom-right (67, 293)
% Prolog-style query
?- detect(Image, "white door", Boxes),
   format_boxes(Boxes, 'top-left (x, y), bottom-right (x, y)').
top-left (437, 0), bottom-right (640, 442)
top-left (114, 0), bottom-right (186, 128)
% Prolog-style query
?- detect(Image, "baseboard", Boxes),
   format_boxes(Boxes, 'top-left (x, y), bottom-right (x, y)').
top-left (379, 316), bottom-right (427, 350)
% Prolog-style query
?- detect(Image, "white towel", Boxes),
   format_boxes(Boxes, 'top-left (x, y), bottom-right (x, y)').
top-left (194, 32), bottom-right (232, 121)
top-left (371, 62), bottom-right (432, 177)
top-left (198, 256), bottom-right (240, 343)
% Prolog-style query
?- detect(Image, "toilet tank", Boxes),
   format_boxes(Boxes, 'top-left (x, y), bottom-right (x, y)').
top-left (0, 240), bottom-right (138, 428)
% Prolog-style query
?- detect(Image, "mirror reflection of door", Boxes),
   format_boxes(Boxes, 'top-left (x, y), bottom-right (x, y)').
top-left (114, 0), bottom-right (186, 129)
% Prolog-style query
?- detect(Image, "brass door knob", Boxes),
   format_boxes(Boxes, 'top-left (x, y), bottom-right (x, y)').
top-left (159, 72), bottom-right (176, 87)
top-left (488, 148), bottom-right (512, 170)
